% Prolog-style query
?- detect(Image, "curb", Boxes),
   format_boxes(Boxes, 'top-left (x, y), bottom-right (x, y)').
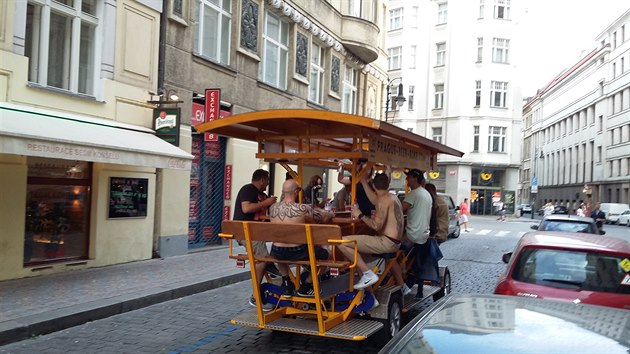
top-left (0, 271), bottom-right (250, 346)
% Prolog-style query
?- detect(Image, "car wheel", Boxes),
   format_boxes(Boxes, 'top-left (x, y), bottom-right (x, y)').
top-left (451, 222), bottom-right (460, 238)
top-left (433, 269), bottom-right (451, 302)
top-left (375, 293), bottom-right (402, 345)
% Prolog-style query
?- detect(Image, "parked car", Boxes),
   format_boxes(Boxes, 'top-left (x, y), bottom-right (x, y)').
top-left (379, 293), bottom-right (630, 354)
top-left (396, 191), bottom-right (460, 239)
top-left (600, 203), bottom-right (630, 224)
top-left (517, 203), bottom-right (532, 214)
top-left (494, 231), bottom-right (630, 310)
top-left (617, 209), bottom-right (630, 226)
top-left (552, 205), bottom-right (569, 214)
top-left (438, 192), bottom-right (460, 239)
top-left (530, 214), bottom-right (604, 235)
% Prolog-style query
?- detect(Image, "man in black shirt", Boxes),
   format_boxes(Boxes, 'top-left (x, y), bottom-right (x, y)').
top-left (234, 169), bottom-right (279, 310)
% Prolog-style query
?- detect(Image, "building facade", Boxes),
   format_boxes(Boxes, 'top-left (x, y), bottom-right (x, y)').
top-left (385, 0), bottom-right (523, 215)
top-left (520, 10), bottom-right (630, 212)
top-left (0, 0), bottom-right (192, 281)
top-left (161, 0), bottom-right (389, 250)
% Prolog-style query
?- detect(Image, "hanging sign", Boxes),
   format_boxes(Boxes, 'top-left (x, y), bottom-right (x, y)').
top-left (153, 108), bottom-right (181, 146)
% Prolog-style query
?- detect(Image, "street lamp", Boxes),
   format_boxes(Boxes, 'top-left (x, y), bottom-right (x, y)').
top-left (384, 78), bottom-right (406, 123)
top-left (530, 148), bottom-right (543, 219)
top-left (147, 88), bottom-right (184, 106)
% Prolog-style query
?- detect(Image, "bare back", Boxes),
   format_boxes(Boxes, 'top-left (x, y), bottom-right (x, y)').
top-left (269, 202), bottom-right (332, 247)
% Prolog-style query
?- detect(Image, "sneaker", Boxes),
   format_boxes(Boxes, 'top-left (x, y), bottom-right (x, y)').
top-left (265, 263), bottom-right (282, 278)
top-left (355, 270), bottom-right (378, 289)
top-left (415, 286), bottom-right (424, 300)
top-left (370, 297), bottom-right (380, 310)
top-left (249, 296), bottom-right (274, 312)
top-left (402, 284), bottom-right (412, 296)
top-left (281, 277), bottom-right (295, 297)
top-left (297, 282), bottom-right (315, 297)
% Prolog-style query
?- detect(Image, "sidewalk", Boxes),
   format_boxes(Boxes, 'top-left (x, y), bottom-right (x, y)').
top-left (0, 244), bottom-right (249, 346)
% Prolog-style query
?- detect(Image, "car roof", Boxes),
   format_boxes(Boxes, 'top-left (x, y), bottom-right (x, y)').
top-left (380, 293), bottom-right (630, 354)
top-left (519, 231), bottom-right (630, 254)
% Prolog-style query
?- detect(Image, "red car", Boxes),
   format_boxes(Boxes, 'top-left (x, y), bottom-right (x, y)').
top-left (495, 231), bottom-right (630, 310)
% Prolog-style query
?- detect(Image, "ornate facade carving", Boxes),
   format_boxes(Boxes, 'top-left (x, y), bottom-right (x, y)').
top-left (240, 0), bottom-right (258, 52)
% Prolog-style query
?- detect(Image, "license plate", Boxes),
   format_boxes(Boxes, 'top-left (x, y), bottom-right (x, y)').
top-left (236, 260), bottom-right (245, 268)
top-left (330, 268), bottom-right (339, 277)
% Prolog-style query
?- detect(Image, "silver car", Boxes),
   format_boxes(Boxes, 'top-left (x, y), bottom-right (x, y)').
top-left (380, 294), bottom-right (630, 354)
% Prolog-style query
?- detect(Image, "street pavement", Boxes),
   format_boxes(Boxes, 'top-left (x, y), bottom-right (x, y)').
top-left (0, 244), bottom-right (250, 346)
top-left (1, 215), bottom-right (627, 352)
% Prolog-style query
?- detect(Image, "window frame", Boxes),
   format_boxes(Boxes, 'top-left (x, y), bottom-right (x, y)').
top-left (388, 46), bottom-right (402, 70)
top-left (437, 3), bottom-right (448, 25)
top-left (436, 42), bottom-right (446, 66)
top-left (490, 80), bottom-right (508, 108)
top-left (488, 126), bottom-right (507, 152)
top-left (493, 0), bottom-right (510, 19)
top-left (341, 64), bottom-right (357, 114)
top-left (434, 83), bottom-right (444, 109)
top-left (475, 80), bottom-right (482, 107)
top-left (492, 37), bottom-right (510, 64)
top-left (389, 7), bottom-right (403, 31)
top-left (473, 125), bottom-right (480, 152)
top-left (308, 42), bottom-right (326, 105)
top-left (432, 127), bottom-right (443, 143)
top-left (194, 0), bottom-right (232, 66)
top-left (260, 11), bottom-right (289, 90)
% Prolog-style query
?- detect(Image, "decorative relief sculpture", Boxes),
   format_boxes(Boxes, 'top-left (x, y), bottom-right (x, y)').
top-left (296, 33), bottom-right (308, 76)
top-left (240, 0), bottom-right (258, 52)
top-left (331, 56), bottom-right (340, 94)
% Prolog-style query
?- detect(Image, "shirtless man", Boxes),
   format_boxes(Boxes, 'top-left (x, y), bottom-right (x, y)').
top-left (269, 179), bottom-right (334, 296)
top-left (337, 172), bottom-right (404, 289)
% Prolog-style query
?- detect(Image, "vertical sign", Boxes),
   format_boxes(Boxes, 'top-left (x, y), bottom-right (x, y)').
top-left (204, 89), bottom-right (220, 142)
top-left (223, 206), bottom-right (231, 221)
top-left (224, 164), bottom-right (232, 200)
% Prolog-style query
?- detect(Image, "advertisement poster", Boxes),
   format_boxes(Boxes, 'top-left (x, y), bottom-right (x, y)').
top-left (153, 108), bottom-right (180, 146)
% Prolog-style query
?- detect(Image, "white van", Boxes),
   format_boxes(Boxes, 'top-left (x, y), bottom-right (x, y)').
top-left (599, 203), bottom-right (630, 224)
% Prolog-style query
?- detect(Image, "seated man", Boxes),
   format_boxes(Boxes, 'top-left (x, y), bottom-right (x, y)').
top-left (337, 173), bottom-right (404, 289)
top-left (268, 179), bottom-right (334, 297)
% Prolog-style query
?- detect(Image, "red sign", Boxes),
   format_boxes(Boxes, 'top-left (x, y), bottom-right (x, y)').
top-left (203, 226), bottom-right (213, 239)
top-left (204, 109), bottom-right (231, 142)
top-left (205, 141), bottom-right (221, 159)
top-left (191, 102), bottom-right (204, 127)
top-left (188, 227), bottom-right (196, 241)
top-left (224, 164), bottom-right (232, 200)
top-left (204, 89), bottom-right (220, 142)
top-left (223, 206), bottom-right (231, 220)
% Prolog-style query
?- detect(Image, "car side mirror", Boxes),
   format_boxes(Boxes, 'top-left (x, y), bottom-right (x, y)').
top-left (530, 224), bottom-right (538, 230)
top-left (455, 206), bottom-right (460, 211)
top-left (600, 230), bottom-right (606, 235)
top-left (502, 252), bottom-right (512, 263)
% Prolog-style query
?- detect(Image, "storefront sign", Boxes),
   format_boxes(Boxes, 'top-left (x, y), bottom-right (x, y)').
top-left (108, 177), bottom-right (148, 218)
top-left (224, 164), bottom-right (232, 200)
top-left (205, 141), bottom-right (221, 159)
top-left (203, 226), bottom-right (213, 239)
top-left (368, 135), bottom-right (431, 170)
top-left (204, 89), bottom-right (220, 142)
top-left (223, 206), bottom-right (231, 220)
top-left (153, 108), bottom-right (181, 146)
top-left (192, 102), bottom-right (205, 127)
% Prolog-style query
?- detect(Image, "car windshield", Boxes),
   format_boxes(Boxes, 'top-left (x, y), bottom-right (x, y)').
top-left (512, 248), bottom-right (630, 294)
top-left (541, 220), bottom-right (596, 233)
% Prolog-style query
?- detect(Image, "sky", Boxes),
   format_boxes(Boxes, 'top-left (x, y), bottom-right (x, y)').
top-left (516, 0), bottom-right (629, 97)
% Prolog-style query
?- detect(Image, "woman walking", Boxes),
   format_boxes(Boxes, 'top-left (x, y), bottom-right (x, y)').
top-left (459, 198), bottom-right (471, 232)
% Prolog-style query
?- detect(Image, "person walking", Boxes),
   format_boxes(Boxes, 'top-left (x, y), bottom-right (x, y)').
top-left (590, 202), bottom-right (606, 233)
top-left (459, 198), bottom-right (471, 232)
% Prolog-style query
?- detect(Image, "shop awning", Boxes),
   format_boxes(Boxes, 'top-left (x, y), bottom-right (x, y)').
top-left (0, 103), bottom-right (192, 170)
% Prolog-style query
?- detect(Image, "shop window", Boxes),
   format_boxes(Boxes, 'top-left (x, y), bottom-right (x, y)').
top-left (24, 158), bottom-right (91, 265)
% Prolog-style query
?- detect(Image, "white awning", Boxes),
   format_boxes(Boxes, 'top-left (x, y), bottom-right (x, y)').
top-left (0, 103), bottom-right (192, 170)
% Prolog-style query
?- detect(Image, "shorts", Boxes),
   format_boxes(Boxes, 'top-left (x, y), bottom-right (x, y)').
top-left (343, 234), bottom-right (400, 255)
top-left (270, 245), bottom-right (329, 261)
top-left (459, 214), bottom-right (468, 223)
top-left (237, 240), bottom-right (270, 257)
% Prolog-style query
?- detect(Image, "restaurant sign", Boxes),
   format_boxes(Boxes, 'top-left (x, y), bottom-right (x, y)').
top-left (368, 135), bottom-right (431, 170)
top-left (153, 108), bottom-right (180, 146)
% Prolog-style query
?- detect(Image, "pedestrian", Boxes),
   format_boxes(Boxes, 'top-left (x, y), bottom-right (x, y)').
top-left (590, 202), bottom-right (606, 233)
top-left (497, 204), bottom-right (506, 222)
top-left (425, 183), bottom-right (449, 243)
top-left (303, 174), bottom-right (326, 207)
top-left (576, 204), bottom-right (585, 217)
top-left (459, 198), bottom-right (470, 232)
top-left (233, 168), bottom-right (279, 311)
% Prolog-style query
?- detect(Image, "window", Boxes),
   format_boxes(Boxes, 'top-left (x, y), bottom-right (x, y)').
top-left (436, 42), bottom-right (446, 66)
top-left (409, 45), bottom-right (417, 68)
top-left (437, 3), bottom-right (447, 24)
top-left (479, 0), bottom-right (484, 18)
top-left (260, 12), bottom-right (289, 89)
top-left (411, 6), bottom-right (418, 27)
top-left (494, 0), bottom-right (510, 19)
top-left (25, 0), bottom-right (100, 95)
top-left (477, 37), bottom-right (483, 62)
top-left (388, 47), bottom-right (402, 70)
top-left (622, 57), bottom-right (625, 73)
top-left (432, 127), bottom-right (443, 143)
top-left (598, 115), bottom-right (603, 132)
top-left (613, 31), bottom-right (617, 49)
top-left (473, 125), bottom-right (480, 151)
top-left (613, 63), bottom-right (617, 78)
top-left (488, 126), bottom-right (506, 152)
top-left (492, 38), bottom-right (510, 63)
top-left (622, 25), bottom-right (626, 42)
top-left (349, 0), bottom-right (361, 17)
top-left (408, 85), bottom-right (415, 111)
top-left (490, 81), bottom-right (508, 108)
top-left (475, 80), bottom-right (482, 106)
top-left (342, 65), bottom-right (357, 114)
top-left (434, 84), bottom-right (444, 109)
top-left (194, 0), bottom-right (232, 65)
top-left (309, 43), bottom-right (325, 104)
top-left (24, 157), bottom-right (91, 265)
top-left (389, 7), bottom-right (403, 30)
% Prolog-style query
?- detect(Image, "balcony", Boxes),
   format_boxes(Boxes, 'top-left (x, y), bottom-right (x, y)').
top-left (340, 16), bottom-right (379, 63)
